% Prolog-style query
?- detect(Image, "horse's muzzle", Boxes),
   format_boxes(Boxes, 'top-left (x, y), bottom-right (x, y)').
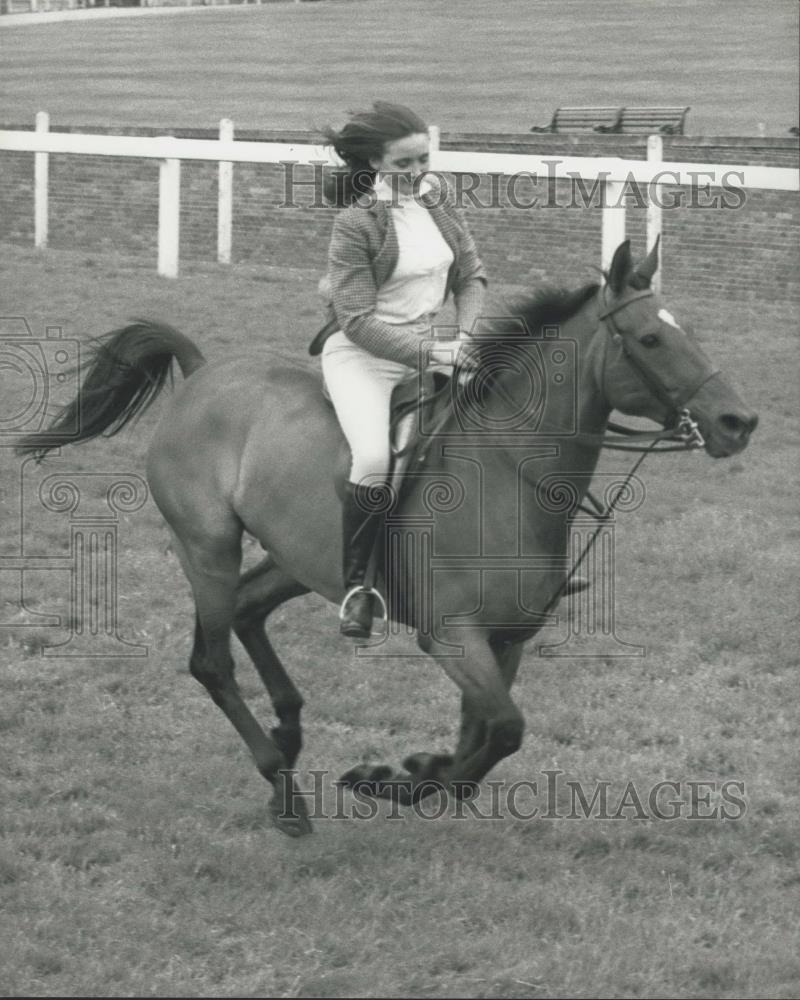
top-left (705, 408), bottom-right (759, 457)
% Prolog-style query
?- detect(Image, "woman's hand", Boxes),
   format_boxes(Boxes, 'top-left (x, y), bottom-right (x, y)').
top-left (429, 339), bottom-right (479, 372)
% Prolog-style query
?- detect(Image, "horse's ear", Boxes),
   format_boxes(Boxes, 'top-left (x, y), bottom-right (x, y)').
top-left (636, 235), bottom-right (660, 285)
top-left (608, 240), bottom-right (633, 295)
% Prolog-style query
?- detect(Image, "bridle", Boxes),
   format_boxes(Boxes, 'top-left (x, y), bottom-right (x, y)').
top-left (595, 286), bottom-right (719, 452)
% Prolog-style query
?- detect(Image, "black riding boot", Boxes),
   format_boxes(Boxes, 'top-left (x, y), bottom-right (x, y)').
top-left (339, 482), bottom-right (382, 638)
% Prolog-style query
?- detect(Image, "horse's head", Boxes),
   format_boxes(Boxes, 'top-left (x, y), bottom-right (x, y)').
top-left (598, 240), bottom-right (758, 457)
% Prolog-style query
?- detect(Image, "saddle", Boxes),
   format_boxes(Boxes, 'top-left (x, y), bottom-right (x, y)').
top-left (325, 367), bottom-right (453, 507)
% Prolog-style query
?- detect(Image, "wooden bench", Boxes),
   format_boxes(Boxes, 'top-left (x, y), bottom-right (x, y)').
top-left (531, 106), bottom-right (690, 135)
top-left (618, 106), bottom-right (690, 135)
top-left (530, 107), bottom-right (623, 134)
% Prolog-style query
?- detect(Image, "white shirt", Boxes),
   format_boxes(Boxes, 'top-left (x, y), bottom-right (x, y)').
top-left (373, 177), bottom-right (454, 325)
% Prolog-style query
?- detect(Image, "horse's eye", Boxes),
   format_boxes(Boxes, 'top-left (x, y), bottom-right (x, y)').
top-left (640, 334), bottom-right (660, 348)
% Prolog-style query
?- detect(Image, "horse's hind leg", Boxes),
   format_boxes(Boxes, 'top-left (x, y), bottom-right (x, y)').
top-left (174, 533), bottom-right (312, 837)
top-left (233, 556), bottom-right (310, 769)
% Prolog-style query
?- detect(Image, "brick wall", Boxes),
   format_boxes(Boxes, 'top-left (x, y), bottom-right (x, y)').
top-left (1, 124), bottom-right (797, 302)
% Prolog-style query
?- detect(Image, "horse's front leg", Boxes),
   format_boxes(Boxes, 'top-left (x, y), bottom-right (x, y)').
top-left (453, 637), bottom-right (525, 764)
top-left (339, 631), bottom-right (525, 803)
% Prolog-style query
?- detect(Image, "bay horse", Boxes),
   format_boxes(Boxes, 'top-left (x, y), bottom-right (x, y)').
top-left (16, 240), bottom-right (757, 837)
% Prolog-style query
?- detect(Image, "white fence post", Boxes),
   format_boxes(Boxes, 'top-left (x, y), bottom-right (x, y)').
top-left (217, 118), bottom-right (233, 265)
top-left (158, 154), bottom-right (180, 278)
top-left (34, 111), bottom-right (49, 250)
top-left (601, 180), bottom-right (626, 272)
top-left (428, 124), bottom-right (440, 162)
top-left (647, 134), bottom-right (663, 294)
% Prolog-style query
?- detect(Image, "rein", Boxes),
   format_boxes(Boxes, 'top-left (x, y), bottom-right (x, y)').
top-left (576, 414), bottom-right (704, 453)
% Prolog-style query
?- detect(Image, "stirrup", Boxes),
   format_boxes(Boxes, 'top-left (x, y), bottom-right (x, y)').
top-left (338, 585), bottom-right (388, 625)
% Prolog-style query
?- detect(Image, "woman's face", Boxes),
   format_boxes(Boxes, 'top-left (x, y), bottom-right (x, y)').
top-left (370, 132), bottom-right (430, 195)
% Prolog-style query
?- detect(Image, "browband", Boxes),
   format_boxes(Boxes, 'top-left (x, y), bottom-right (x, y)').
top-left (597, 288), bottom-right (655, 322)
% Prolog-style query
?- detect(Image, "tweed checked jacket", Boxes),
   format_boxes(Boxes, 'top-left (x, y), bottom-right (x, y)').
top-left (310, 176), bottom-right (487, 368)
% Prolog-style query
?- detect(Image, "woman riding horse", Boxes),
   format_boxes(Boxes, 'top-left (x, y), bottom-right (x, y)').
top-left (316, 102), bottom-right (486, 639)
top-left (13, 236), bottom-right (759, 836)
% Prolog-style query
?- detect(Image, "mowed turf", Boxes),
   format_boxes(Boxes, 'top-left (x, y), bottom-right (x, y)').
top-left (0, 243), bottom-right (798, 998)
top-left (1, 0), bottom-right (798, 136)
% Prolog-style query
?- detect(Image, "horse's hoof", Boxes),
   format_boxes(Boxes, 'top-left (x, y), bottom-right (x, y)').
top-left (275, 814), bottom-right (313, 838)
top-left (450, 779), bottom-right (481, 800)
top-left (337, 763), bottom-right (393, 790)
top-left (402, 751), bottom-right (454, 776)
top-left (269, 797), bottom-right (313, 838)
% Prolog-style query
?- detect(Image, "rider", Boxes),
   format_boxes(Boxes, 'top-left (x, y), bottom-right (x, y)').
top-left (314, 101), bottom-right (487, 639)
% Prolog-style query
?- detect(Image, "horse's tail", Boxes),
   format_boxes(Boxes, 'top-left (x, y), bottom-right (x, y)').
top-left (14, 319), bottom-right (206, 462)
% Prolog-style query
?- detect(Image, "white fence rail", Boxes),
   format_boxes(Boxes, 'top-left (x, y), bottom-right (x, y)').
top-left (2, 0), bottom-right (285, 11)
top-left (1, 114), bottom-right (798, 281)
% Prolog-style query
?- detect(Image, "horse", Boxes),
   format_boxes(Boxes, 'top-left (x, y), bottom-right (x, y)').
top-left (16, 240), bottom-right (758, 837)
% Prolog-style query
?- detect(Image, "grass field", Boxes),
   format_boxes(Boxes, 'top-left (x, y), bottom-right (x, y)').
top-left (0, 242), bottom-right (798, 998)
top-left (1, 0), bottom-right (798, 136)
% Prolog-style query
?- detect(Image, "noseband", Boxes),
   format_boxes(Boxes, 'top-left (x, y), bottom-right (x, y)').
top-left (598, 287), bottom-right (718, 449)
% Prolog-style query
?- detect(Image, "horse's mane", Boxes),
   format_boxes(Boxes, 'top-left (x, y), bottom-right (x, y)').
top-left (483, 281), bottom-right (601, 342)
top-left (454, 281), bottom-right (601, 405)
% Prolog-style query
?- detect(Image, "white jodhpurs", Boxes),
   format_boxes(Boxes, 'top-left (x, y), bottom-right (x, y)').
top-left (321, 331), bottom-right (415, 484)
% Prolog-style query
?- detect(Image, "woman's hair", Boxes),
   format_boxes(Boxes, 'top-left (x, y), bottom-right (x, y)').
top-left (322, 101), bottom-right (429, 207)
